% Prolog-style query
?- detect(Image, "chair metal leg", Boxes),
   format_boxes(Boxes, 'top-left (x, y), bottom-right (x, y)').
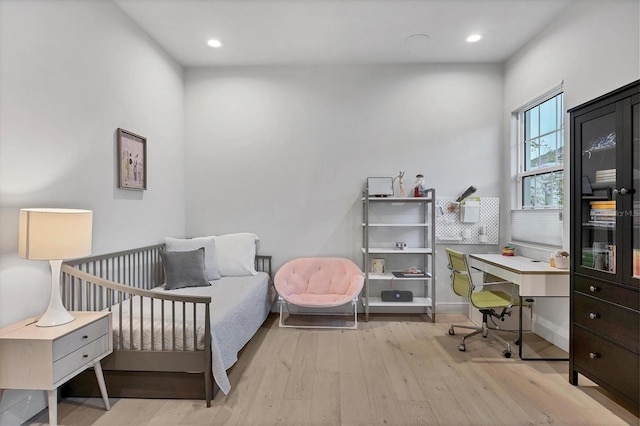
top-left (352, 297), bottom-right (358, 329)
top-left (449, 313), bottom-right (515, 358)
top-left (461, 328), bottom-right (484, 344)
top-left (278, 296), bottom-right (289, 328)
top-left (277, 296), bottom-right (359, 330)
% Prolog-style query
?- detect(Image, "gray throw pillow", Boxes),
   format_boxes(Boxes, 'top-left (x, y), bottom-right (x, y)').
top-left (161, 248), bottom-right (210, 290)
top-left (165, 236), bottom-right (220, 280)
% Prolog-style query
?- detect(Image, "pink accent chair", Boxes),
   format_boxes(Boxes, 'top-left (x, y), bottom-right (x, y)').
top-left (274, 257), bottom-right (364, 329)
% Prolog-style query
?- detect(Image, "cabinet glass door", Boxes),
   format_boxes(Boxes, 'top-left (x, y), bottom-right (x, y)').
top-left (633, 101), bottom-right (639, 283)
top-left (578, 109), bottom-right (618, 275)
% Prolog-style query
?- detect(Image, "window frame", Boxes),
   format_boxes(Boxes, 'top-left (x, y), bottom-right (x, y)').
top-left (515, 86), bottom-right (565, 210)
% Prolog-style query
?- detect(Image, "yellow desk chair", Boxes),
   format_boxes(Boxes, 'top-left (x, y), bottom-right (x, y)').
top-left (445, 248), bottom-right (519, 358)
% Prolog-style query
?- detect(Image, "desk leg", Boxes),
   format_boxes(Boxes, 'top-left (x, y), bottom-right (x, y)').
top-left (47, 389), bottom-right (57, 426)
top-left (93, 361), bottom-right (111, 411)
top-left (519, 296), bottom-right (523, 359)
top-left (518, 296), bottom-right (568, 362)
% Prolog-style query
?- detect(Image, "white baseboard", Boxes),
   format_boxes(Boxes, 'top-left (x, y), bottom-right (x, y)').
top-left (532, 317), bottom-right (570, 352)
top-left (435, 302), bottom-right (469, 314)
top-left (0, 389), bottom-right (47, 426)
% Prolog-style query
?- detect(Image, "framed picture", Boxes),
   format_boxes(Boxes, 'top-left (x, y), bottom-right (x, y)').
top-left (367, 177), bottom-right (394, 197)
top-left (117, 128), bottom-right (147, 190)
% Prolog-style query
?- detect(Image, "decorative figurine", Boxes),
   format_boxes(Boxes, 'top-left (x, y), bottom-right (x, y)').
top-left (394, 171), bottom-right (406, 196)
top-left (414, 174), bottom-right (425, 197)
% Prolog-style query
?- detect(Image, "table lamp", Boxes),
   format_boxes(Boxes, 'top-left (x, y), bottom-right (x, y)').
top-left (18, 208), bottom-right (93, 327)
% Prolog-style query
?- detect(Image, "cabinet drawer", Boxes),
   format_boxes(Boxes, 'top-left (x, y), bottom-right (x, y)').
top-left (53, 316), bottom-right (109, 361)
top-left (573, 326), bottom-right (639, 403)
top-left (574, 276), bottom-right (640, 311)
top-left (574, 293), bottom-right (640, 352)
top-left (53, 334), bottom-right (110, 385)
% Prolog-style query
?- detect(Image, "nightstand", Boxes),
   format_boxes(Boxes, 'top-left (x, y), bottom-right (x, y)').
top-left (0, 311), bottom-right (112, 426)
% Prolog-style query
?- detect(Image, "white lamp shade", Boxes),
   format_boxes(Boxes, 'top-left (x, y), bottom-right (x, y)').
top-left (19, 208), bottom-right (93, 260)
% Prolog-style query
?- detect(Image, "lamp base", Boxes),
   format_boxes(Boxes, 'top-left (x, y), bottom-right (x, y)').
top-left (36, 259), bottom-right (75, 327)
top-left (36, 308), bottom-right (75, 327)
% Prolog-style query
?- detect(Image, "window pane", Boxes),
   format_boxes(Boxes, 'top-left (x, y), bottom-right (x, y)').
top-left (522, 175), bottom-right (537, 207)
top-left (539, 96), bottom-right (557, 135)
top-left (523, 171), bottom-right (563, 208)
top-left (552, 171), bottom-right (564, 207)
top-left (525, 106), bottom-right (539, 139)
top-left (538, 132), bottom-right (555, 167)
top-left (538, 132), bottom-right (564, 168)
top-left (555, 129), bottom-right (564, 164)
top-left (525, 138), bottom-right (539, 171)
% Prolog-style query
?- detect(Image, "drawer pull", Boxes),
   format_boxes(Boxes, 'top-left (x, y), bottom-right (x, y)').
top-left (589, 352), bottom-right (600, 359)
top-left (588, 285), bottom-right (599, 292)
top-left (83, 354), bottom-right (89, 358)
top-left (588, 312), bottom-right (600, 319)
top-left (82, 335), bottom-right (89, 339)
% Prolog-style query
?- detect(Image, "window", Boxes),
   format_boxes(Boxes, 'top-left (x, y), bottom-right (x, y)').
top-left (511, 87), bottom-right (564, 247)
top-left (519, 92), bottom-right (564, 208)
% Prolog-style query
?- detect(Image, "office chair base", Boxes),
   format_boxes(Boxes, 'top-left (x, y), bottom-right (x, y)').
top-left (449, 320), bottom-right (516, 358)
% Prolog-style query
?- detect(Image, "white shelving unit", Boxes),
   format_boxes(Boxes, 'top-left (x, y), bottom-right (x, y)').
top-left (361, 186), bottom-right (436, 322)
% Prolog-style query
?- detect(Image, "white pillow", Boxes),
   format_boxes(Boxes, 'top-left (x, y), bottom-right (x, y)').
top-left (215, 233), bottom-right (259, 276)
top-left (165, 236), bottom-right (220, 281)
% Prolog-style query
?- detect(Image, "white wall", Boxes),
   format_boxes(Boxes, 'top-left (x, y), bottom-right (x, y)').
top-left (502, 0), bottom-right (639, 351)
top-left (0, 1), bottom-right (185, 423)
top-left (184, 64), bottom-right (505, 312)
top-left (1, 0), bottom-right (636, 421)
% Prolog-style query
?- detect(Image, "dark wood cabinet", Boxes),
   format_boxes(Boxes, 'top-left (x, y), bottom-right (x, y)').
top-left (569, 80), bottom-right (639, 414)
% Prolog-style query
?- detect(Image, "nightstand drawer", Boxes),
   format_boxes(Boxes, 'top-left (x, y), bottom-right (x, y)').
top-left (574, 293), bottom-right (640, 352)
top-left (53, 334), bottom-right (110, 385)
top-left (53, 316), bottom-right (109, 361)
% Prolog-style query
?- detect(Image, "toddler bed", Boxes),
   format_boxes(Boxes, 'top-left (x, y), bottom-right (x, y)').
top-left (59, 234), bottom-right (274, 407)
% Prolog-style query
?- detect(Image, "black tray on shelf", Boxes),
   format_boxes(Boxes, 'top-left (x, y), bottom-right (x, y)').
top-left (392, 271), bottom-right (427, 278)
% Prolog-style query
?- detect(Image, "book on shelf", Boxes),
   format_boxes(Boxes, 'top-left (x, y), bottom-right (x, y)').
top-left (592, 242), bottom-right (616, 272)
top-left (634, 249), bottom-right (640, 278)
top-left (586, 221), bottom-right (616, 227)
top-left (590, 208), bottom-right (616, 222)
top-left (590, 217), bottom-right (616, 223)
top-left (590, 200), bottom-right (616, 209)
top-left (590, 208), bottom-right (616, 215)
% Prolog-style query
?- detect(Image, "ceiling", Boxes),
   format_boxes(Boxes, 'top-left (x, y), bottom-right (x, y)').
top-left (115, 0), bottom-right (572, 67)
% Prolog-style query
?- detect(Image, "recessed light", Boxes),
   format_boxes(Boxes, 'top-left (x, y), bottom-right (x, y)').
top-left (207, 39), bottom-right (223, 48)
top-left (466, 34), bottom-right (482, 43)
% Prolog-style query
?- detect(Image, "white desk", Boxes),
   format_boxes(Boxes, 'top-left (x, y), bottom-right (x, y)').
top-left (469, 254), bottom-right (570, 360)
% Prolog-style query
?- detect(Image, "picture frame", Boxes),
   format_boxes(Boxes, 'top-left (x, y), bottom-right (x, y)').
top-left (367, 177), bottom-right (394, 197)
top-left (117, 128), bottom-right (147, 190)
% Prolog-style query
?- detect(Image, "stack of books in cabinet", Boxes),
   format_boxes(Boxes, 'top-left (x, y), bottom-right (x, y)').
top-left (588, 200), bottom-right (616, 227)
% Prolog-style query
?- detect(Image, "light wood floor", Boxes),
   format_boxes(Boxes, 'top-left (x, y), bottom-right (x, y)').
top-left (29, 313), bottom-right (639, 425)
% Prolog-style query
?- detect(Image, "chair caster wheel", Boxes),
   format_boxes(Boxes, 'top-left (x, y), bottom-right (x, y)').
top-left (459, 344), bottom-right (466, 352)
top-left (448, 328), bottom-right (455, 335)
top-left (503, 350), bottom-right (512, 358)
top-left (515, 339), bottom-right (521, 346)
